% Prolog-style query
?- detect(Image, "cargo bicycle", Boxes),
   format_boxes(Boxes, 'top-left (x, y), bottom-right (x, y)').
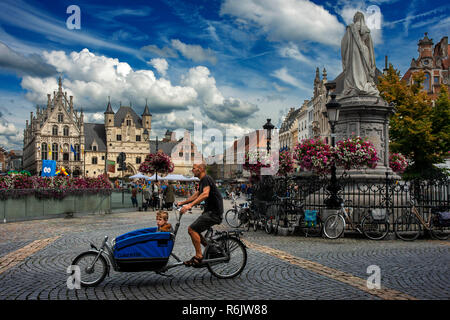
top-left (71, 205), bottom-right (248, 287)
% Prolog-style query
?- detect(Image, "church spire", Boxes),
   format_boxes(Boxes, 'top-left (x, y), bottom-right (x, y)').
top-left (142, 98), bottom-right (152, 116)
top-left (104, 96), bottom-right (114, 114)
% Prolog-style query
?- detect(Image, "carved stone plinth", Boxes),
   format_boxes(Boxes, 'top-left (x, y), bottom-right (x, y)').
top-left (334, 95), bottom-right (400, 181)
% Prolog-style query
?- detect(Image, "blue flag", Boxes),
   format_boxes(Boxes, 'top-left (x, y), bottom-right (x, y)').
top-left (71, 144), bottom-right (76, 156)
top-left (41, 160), bottom-right (56, 177)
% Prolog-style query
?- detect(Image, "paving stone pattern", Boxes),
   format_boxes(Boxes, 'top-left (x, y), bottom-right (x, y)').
top-left (0, 199), bottom-right (448, 300)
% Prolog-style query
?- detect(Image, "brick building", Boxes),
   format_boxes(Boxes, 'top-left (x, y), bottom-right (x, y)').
top-left (402, 33), bottom-right (449, 100)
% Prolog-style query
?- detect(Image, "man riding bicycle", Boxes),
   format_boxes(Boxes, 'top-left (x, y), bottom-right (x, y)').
top-left (177, 163), bottom-right (223, 267)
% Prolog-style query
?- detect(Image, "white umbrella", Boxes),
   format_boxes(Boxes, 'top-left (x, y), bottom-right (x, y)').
top-left (129, 172), bottom-right (152, 180)
top-left (159, 174), bottom-right (190, 181)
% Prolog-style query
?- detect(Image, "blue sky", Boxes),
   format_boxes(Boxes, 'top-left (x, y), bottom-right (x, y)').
top-left (0, 0), bottom-right (449, 151)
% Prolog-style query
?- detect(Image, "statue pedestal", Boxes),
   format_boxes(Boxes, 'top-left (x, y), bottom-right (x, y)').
top-left (335, 94), bottom-right (400, 181)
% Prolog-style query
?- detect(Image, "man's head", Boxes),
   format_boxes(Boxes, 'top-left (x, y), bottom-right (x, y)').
top-left (192, 163), bottom-right (206, 178)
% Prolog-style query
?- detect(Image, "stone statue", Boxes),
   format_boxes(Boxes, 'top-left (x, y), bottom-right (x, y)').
top-left (341, 12), bottom-right (379, 96)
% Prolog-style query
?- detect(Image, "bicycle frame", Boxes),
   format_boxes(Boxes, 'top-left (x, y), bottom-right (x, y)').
top-left (410, 203), bottom-right (432, 230)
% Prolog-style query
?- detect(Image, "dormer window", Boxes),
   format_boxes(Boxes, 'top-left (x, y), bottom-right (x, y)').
top-left (92, 145), bottom-right (97, 151)
top-left (126, 119), bottom-right (131, 126)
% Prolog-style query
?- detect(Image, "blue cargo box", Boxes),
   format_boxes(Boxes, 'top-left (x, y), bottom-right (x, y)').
top-left (113, 228), bottom-right (174, 272)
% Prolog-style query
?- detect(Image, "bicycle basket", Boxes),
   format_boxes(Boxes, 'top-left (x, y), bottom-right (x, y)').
top-left (437, 211), bottom-right (450, 227)
top-left (370, 208), bottom-right (387, 221)
top-left (304, 210), bottom-right (318, 227)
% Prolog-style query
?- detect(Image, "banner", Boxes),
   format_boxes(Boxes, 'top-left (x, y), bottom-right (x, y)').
top-left (107, 160), bottom-right (115, 173)
top-left (41, 160), bottom-right (56, 177)
top-left (70, 145), bottom-right (77, 157)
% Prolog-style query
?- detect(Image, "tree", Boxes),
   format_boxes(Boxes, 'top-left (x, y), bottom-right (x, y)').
top-left (378, 65), bottom-right (450, 179)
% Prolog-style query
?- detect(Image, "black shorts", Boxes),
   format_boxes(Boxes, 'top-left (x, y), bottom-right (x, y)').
top-left (189, 211), bottom-right (222, 233)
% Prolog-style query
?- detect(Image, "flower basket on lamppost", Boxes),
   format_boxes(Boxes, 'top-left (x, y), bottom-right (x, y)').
top-left (139, 151), bottom-right (174, 179)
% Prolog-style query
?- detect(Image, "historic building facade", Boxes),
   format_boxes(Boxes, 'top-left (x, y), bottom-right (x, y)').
top-left (23, 78), bottom-right (85, 176)
top-left (311, 67), bottom-right (330, 143)
top-left (278, 67), bottom-right (330, 151)
top-left (23, 77), bottom-right (153, 178)
top-left (402, 33), bottom-right (449, 100)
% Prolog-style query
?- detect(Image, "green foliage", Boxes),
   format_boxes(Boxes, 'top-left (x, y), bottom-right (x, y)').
top-left (378, 65), bottom-right (450, 179)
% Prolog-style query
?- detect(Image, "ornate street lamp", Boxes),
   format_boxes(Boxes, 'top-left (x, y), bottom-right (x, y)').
top-left (323, 82), bottom-right (342, 209)
top-left (263, 119), bottom-right (275, 153)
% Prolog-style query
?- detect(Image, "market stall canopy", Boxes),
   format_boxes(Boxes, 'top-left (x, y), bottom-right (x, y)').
top-left (160, 174), bottom-right (190, 181)
top-left (146, 174), bottom-right (158, 181)
top-left (129, 173), bottom-right (152, 180)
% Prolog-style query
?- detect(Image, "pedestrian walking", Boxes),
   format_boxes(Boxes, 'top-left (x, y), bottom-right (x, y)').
top-left (131, 186), bottom-right (138, 208)
top-left (164, 181), bottom-right (175, 209)
top-left (143, 186), bottom-right (151, 211)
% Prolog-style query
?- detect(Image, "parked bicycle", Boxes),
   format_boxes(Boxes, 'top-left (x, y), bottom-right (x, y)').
top-left (394, 200), bottom-right (449, 241)
top-left (322, 200), bottom-right (390, 240)
top-left (224, 194), bottom-right (244, 228)
top-left (71, 205), bottom-right (248, 286)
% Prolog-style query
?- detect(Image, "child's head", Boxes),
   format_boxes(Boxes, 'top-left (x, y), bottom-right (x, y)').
top-left (156, 210), bottom-right (169, 227)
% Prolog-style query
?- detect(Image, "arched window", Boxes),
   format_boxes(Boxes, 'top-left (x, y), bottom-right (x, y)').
top-left (63, 144), bottom-right (69, 161)
top-left (41, 143), bottom-right (48, 160)
top-left (63, 126), bottom-right (69, 136)
top-left (52, 143), bottom-right (58, 161)
top-left (58, 113), bottom-right (64, 123)
top-left (52, 125), bottom-right (58, 136)
top-left (74, 144), bottom-right (80, 161)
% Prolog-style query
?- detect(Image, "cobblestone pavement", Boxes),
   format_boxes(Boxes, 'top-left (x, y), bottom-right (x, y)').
top-left (0, 199), bottom-right (448, 300)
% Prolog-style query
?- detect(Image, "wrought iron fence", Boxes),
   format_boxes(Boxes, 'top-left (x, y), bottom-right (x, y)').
top-left (252, 174), bottom-right (450, 232)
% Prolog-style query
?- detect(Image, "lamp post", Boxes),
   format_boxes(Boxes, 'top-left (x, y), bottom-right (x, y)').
top-left (323, 82), bottom-right (342, 209)
top-left (263, 119), bottom-right (274, 153)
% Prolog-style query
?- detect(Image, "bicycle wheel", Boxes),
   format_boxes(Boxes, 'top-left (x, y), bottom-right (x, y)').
top-left (429, 217), bottom-right (449, 240)
top-left (323, 214), bottom-right (345, 239)
top-left (361, 215), bottom-right (389, 240)
top-left (225, 208), bottom-right (240, 228)
top-left (206, 237), bottom-right (247, 279)
top-left (72, 251), bottom-right (108, 287)
top-left (394, 213), bottom-right (421, 241)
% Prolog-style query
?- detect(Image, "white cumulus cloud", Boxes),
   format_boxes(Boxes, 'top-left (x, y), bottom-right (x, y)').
top-left (148, 58), bottom-right (168, 76)
top-left (20, 48), bottom-right (198, 114)
top-left (220, 0), bottom-right (345, 47)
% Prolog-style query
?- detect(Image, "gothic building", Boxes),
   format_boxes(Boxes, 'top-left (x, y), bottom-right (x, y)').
top-left (23, 77), bottom-right (85, 176)
top-left (278, 67), bottom-right (330, 152)
top-left (23, 77), bottom-right (153, 177)
top-left (402, 33), bottom-right (449, 100)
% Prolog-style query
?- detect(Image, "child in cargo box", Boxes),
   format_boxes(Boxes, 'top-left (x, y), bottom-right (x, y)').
top-left (156, 211), bottom-right (173, 232)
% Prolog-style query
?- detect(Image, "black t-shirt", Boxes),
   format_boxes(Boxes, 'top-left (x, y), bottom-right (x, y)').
top-left (199, 175), bottom-right (223, 215)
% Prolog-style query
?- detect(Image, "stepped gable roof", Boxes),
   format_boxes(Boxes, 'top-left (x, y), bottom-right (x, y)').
top-left (84, 123), bottom-right (107, 151)
top-left (114, 106), bottom-right (143, 128)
